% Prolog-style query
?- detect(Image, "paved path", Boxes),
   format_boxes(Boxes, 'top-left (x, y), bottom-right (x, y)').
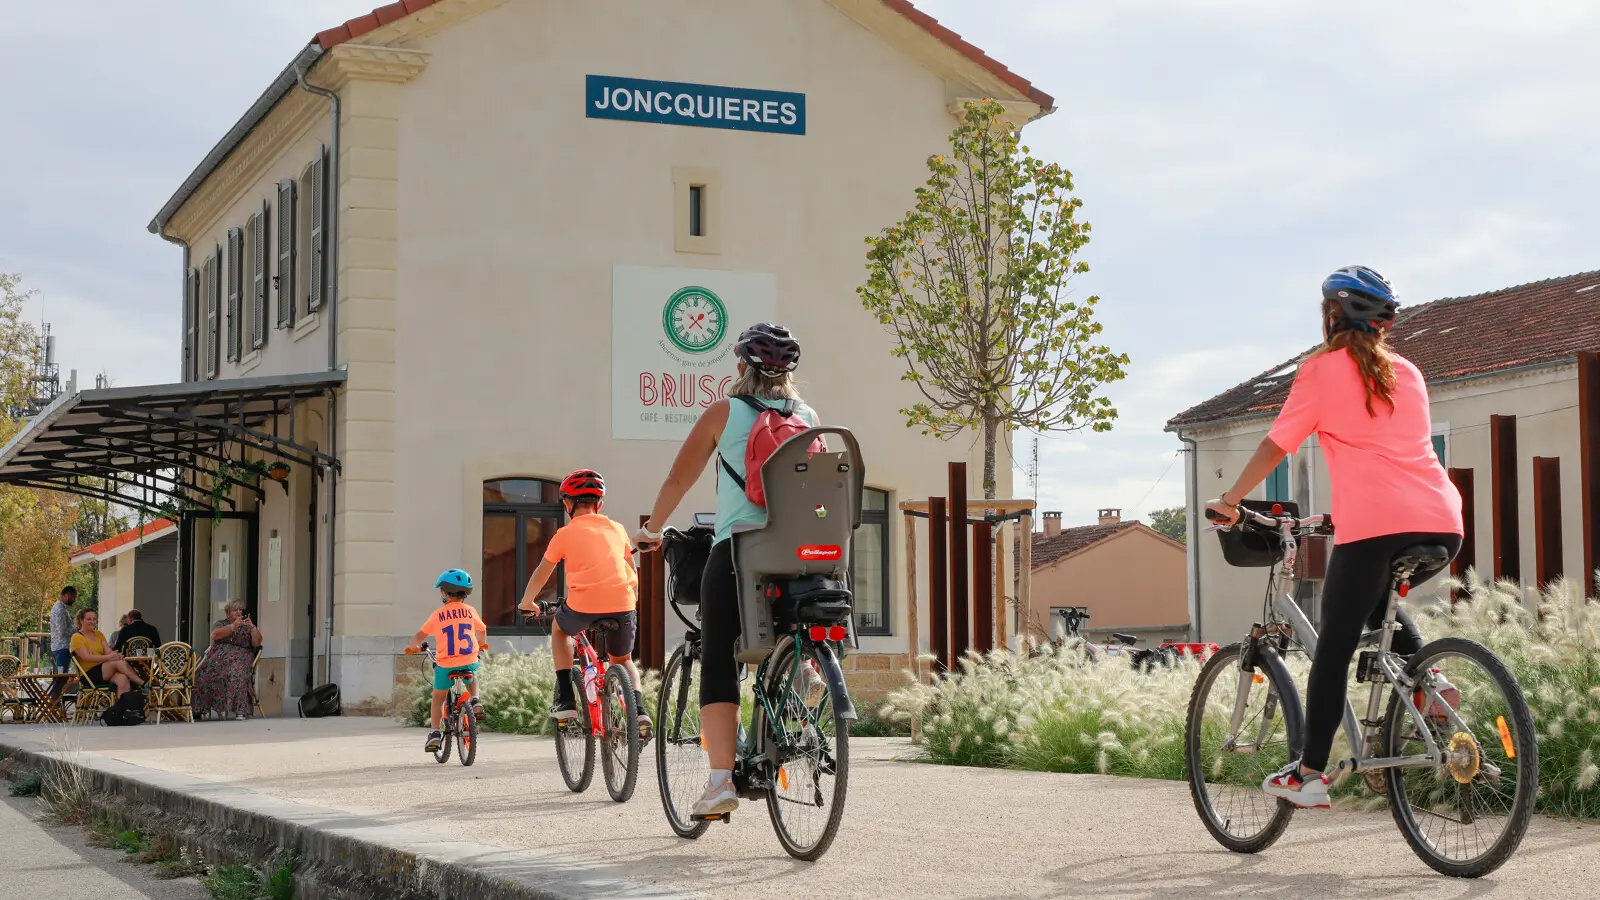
top-left (6, 718), bottom-right (1598, 899)
top-left (0, 795), bottom-right (209, 900)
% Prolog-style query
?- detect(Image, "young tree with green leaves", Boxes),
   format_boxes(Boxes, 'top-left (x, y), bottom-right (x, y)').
top-left (1148, 506), bottom-right (1186, 543)
top-left (859, 101), bottom-right (1128, 498)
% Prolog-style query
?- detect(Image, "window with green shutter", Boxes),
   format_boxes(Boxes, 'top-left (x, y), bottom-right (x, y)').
top-left (307, 147), bottom-right (327, 312)
top-left (1431, 433), bottom-right (1448, 468)
top-left (1265, 458), bottom-right (1290, 502)
top-left (204, 247), bottom-right (221, 379)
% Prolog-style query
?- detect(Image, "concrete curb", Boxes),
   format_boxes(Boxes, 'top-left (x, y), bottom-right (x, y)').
top-left (0, 732), bottom-right (699, 900)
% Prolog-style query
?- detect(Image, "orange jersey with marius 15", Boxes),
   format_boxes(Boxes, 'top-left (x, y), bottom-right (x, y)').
top-left (418, 602), bottom-right (485, 667)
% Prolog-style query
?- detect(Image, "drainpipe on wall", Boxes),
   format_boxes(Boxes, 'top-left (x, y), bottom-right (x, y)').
top-left (156, 224), bottom-right (191, 644)
top-left (1181, 435), bottom-right (1203, 641)
top-left (294, 59), bottom-right (342, 687)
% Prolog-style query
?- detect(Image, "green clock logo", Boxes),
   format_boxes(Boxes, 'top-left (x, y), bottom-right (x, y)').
top-left (662, 286), bottom-right (727, 354)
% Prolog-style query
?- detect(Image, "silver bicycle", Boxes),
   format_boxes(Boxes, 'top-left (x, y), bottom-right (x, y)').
top-left (1185, 503), bottom-right (1538, 877)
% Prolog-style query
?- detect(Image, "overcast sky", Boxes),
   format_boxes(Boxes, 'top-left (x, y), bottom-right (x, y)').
top-left (4, 2), bottom-right (1597, 527)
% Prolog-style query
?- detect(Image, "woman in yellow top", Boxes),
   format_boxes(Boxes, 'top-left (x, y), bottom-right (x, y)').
top-left (70, 609), bottom-right (145, 698)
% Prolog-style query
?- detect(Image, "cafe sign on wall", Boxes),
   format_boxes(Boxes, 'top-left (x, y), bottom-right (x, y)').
top-left (612, 265), bottom-right (776, 441)
top-left (586, 75), bottom-right (806, 135)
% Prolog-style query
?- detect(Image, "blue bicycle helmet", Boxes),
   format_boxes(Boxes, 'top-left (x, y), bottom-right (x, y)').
top-left (435, 568), bottom-right (473, 593)
top-left (1321, 265), bottom-right (1399, 333)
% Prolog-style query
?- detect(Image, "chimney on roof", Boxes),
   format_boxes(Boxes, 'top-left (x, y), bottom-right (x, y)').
top-left (1098, 508), bottom-right (1122, 526)
top-left (1042, 511), bottom-right (1062, 539)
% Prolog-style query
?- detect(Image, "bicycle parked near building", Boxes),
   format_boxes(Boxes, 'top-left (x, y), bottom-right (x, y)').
top-left (526, 601), bottom-right (643, 803)
top-left (405, 643), bottom-right (478, 767)
top-left (654, 426), bottom-right (863, 861)
top-left (1185, 501), bottom-right (1537, 877)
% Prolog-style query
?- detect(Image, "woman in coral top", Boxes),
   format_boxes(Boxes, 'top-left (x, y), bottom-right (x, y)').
top-left (1207, 265), bottom-right (1463, 810)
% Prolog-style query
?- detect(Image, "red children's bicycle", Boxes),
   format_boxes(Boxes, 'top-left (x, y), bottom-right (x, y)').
top-left (528, 602), bottom-right (643, 803)
top-left (405, 643), bottom-right (478, 766)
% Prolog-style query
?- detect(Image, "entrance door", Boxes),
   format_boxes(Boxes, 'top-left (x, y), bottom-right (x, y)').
top-left (182, 512), bottom-right (259, 649)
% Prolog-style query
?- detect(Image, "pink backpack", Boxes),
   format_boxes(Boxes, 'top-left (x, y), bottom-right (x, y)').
top-left (719, 396), bottom-right (825, 507)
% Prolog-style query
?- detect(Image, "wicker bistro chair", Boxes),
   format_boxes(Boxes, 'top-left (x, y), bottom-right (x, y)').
top-left (72, 656), bottom-right (116, 725)
top-left (0, 655), bottom-right (25, 722)
top-left (122, 636), bottom-right (153, 659)
top-left (148, 642), bottom-right (196, 724)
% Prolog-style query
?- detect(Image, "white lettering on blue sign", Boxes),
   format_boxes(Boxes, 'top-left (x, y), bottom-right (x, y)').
top-left (587, 75), bottom-right (805, 135)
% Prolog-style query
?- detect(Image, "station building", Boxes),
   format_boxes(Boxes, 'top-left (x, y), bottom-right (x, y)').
top-left (0, 0), bottom-right (1052, 711)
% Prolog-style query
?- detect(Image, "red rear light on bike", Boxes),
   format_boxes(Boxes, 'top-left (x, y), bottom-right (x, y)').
top-left (827, 626), bottom-right (848, 642)
top-left (1398, 583), bottom-right (1410, 598)
top-left (1271, 503), bottom-right (1283, 516)
top-left (809, 626), bottom-right (827, 641)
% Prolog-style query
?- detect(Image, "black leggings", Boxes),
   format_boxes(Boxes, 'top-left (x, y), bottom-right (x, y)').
top-left (698, 539), bottom-right (741, 707)
top-left (1301, 531), bottom-right (1461, 771)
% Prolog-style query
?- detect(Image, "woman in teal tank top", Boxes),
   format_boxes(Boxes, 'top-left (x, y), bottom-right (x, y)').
top-left (636, 323), bottom-right (815, 819)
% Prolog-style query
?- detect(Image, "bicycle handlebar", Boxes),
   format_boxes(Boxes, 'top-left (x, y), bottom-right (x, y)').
top-left (1206, 505), bottom-right (1332, 534)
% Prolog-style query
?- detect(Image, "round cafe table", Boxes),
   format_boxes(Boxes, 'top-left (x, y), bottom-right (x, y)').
top-left (13, 673), bottom-right (78, 724)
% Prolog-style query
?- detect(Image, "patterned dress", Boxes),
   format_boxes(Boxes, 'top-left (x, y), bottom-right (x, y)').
top-left (192, 620), bottom-right (256, 719)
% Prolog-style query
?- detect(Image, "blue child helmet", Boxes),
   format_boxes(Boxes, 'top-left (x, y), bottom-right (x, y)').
top-left (435, 568), bottom-right (473, 593)
top-left (1321, 265), bottom-right (1399, 333)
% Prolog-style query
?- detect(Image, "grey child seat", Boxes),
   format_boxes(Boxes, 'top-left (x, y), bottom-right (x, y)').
top-left (730, 426), bottom-right (865, 664)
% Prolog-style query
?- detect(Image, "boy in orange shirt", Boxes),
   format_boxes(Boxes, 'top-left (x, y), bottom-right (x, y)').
top-left (518, 469), bottom-right (647, 726)
top-left (405, 568), bottom-right (488, 754)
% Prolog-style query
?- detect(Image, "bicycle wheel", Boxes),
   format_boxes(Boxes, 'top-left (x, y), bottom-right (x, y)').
top-left (1383, 637), bottom-right (1538, 878)
top-left (1185, 641), bottom-right (1303, 853)
top-left (601, 666), bottom-right (642, 802)
top-left (456, 697), bottom-right (478, 767)
top-left (763, 638), bottom-right (849, 861)
top-left (656, 644), bottom-right (710, 839)
top-left (555, 666), bottom-right (595, 792)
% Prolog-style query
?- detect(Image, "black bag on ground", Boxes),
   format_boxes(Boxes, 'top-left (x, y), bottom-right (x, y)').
top-left (298, 683), bottom-right (341, 717)
top-left (101, 689), bottom-right (146, 726)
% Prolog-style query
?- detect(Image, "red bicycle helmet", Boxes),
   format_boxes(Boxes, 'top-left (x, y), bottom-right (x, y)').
top-left (734, 323), bottom-right (801, 375)
top-left (560, 469), bottom-right (606, 501)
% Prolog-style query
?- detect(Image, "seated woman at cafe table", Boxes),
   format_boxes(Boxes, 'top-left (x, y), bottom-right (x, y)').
top-left (71, 609), bottom-right (146, 697)
top-left (192, 599), bottom-right (262, 720)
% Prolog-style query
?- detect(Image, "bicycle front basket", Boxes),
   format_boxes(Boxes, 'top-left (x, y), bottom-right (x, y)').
top-left (662, 527), bottom-right (713, 605)
top-left (1214, 500), bottom-right (1297, 568)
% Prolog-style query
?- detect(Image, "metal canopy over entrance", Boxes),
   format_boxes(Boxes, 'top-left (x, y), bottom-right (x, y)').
top-left (0, 370), bottom-right (344, 514)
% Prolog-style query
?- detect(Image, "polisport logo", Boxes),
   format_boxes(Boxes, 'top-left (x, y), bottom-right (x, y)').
top-left (797, 545), bottom-right (842, 561)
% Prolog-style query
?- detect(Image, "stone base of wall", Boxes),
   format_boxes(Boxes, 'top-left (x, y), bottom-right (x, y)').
top-left (838, 652), bottom-right (915, 705)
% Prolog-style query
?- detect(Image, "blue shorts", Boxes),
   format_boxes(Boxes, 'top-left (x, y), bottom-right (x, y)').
top-left (432, 662), bottom-right (479, 691)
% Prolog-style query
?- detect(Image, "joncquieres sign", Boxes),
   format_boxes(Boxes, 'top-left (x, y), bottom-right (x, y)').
top-left (586, 75), bottom-right (806, 135)
top-left (612, 265), bottom-right (777, 441)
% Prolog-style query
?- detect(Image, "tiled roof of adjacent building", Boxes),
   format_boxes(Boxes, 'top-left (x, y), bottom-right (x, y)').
top-left (68, 520), bottom-right (176, 565)
top-left (1167, 270), bottom-right (1600, 431)
top-left (1018, 520), bottom-right (1140, 569)
top-left (315, 0), bottom-right (1055, 111)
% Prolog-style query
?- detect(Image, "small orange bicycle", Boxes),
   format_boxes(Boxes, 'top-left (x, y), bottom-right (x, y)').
top-left (406, 643), bottom-right (478, 767)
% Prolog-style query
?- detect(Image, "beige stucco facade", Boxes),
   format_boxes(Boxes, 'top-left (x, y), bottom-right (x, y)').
top-left (1181, 364), bottom-right (1586, 644)
top-left (1031, 526), bottom-right (1189, 644)
top-left (150, 0), bottom-right (1044, 712)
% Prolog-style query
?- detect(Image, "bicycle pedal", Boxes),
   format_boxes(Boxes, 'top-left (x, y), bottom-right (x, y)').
top-left (692, 812), bottom-right (731, 823)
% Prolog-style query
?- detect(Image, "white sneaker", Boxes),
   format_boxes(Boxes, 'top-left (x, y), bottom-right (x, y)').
top-left (691, 777), bottom-right (739, 818)
top-left (802, 661), bottom-right (827, 706)
top-left (1261, 760), bottom-right (1330, 809)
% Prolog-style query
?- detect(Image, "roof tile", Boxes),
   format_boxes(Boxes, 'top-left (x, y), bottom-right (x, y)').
top-left (313, 0), bottom-right (1053, 112)
top-left (1168, 270), bottom-right (1600, 430)
top-left (1017, 521), bottom-right (1140, 569)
